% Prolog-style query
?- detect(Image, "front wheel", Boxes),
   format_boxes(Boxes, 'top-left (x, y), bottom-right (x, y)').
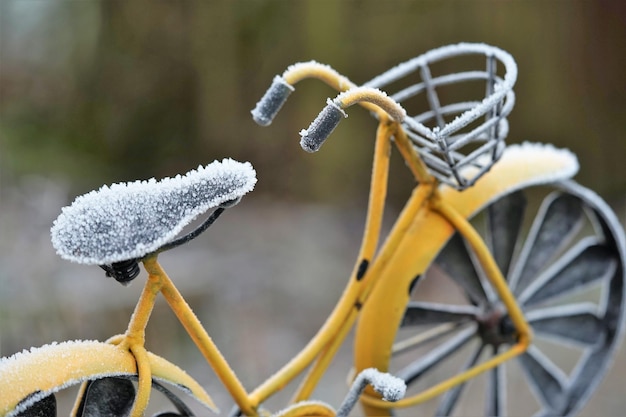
top-left (355, 181), bottom-right (625, 417)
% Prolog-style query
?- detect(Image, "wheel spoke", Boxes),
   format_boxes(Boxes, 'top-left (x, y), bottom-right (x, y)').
top-left (396, 326), bottom-right (476, 385)
top-left (487, 190), bottom-right (527, 278)
top-left (518, 346), bottom-right (567, 412)
top-left (520, 237), bottom-right (618, 307)
top-left (435, 343), bottom-right (485, 416)
top-left (510, 193), bottom-right (584, 295)
top-left (485, 345), bottom-right (506, 417)
top-left (393, 323), bottom-right (463, 356)
top-left (527, 302), bottom-right (605, 346)
top-left (436, 233), bottom-right (489, 304)
top-left (401, 302), bottom-right (478, 327)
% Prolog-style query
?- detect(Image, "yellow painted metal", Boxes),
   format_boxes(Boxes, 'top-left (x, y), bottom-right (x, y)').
top-left (129, 344), bottom-right (152, 417)
top-left (354, 142), bottom-right (579, 415)
top-left (248, 269), bottom-right (363, 407)
top-left (274, 401), bottom-right (336, 417)
top-left (0, 340), bottom-right (218, 416)
top-left (359, 196), bottom-right (534, 412)
top-left (357, 120), bottom-right (393, 267)
top-left (432, 196), bottom-right (532, 347)
top-left (285, 121), bottom-right (442, 406)
top-left (391, 123), bottom-right (435, 185)
top-left (247, 110), bottom-right (433, 410)
top-left (2, 59), bottom-right (582, 417)
top-left (282, 61), bottom-right (355, 93)
top-left (280, 61), bottom-right (396, 123)
top-left (281, 62), bottom-right (434, 188)
top-left (359, 343), bottom-right (526, 409)
top-left (288, 191), bottom-right (435, 406)
top-left (293, 308), bottom-right (359, 404)
top-left (334, 88), bottom-right (406, 123)
top-left (121, 261), bottom-right (162, 349)
top-left (114, 260), bottom-right (163, 417)
top-left (290, 119), bottom-right (393, 402)
top-left (145, 258), bottom-right (257, 416)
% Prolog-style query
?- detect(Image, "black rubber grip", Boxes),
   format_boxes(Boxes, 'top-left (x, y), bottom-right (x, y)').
top-left (251, 76), bottom-right (294, 126)
top-left (299, 99), bottom-right (347, 152)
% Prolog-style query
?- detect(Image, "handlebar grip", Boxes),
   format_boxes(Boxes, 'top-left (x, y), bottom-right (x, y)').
top-left (299, 99), bottom-right (347, 153)
top-left (251, 75), bottom-right (295, 126)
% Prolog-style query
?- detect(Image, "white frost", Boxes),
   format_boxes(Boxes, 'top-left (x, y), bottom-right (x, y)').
top-left (0, 339), bottom-right (218, 416)
top-left (360, 368), bottom-right (406, 402)
top-left (336, 368), bottom-right (406, 417)
top-left (50, 158), bottom-right (257, 265)
top-left (1, 340), bottom-right (130, 417)
top-left (272, 400), bottom-right (335, 417)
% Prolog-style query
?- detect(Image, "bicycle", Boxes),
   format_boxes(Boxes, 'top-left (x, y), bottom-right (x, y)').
top-left (1, 43), bottom-right (625, 417)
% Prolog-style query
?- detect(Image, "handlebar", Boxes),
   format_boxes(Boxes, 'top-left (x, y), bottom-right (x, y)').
top-left (251, 61), bottom-right (355, 127)
top-left (299, 98), bottom-right (347, 153)
top-left (300, 88), bottom-right (407, 152)
top-left (251, 75), bottom-right (295, 126)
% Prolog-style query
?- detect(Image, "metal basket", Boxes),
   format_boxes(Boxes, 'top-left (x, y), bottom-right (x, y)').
top-left (364, 43), bottom-right (518, 190)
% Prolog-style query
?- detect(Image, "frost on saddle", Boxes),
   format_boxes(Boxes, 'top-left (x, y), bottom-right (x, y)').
top-left (51, 159), bottom-right (256, 282)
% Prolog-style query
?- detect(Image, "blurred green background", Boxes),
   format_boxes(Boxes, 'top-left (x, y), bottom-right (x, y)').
top-left (2, 0), bottom-right (625, 203)
top-left (1, 1), bottom-right (625, 416)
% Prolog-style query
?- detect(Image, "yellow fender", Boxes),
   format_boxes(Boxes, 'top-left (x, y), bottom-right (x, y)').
top-left (0, 339), bottom-right (218, 416)
top-left (354, 142), bottom-right (579, 414)
top-left (272, 400), bottom-right (335, 417)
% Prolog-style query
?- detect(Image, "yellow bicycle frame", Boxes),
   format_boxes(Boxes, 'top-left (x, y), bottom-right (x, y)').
top-left (240, 64), bottom-right (577, 415)
top-left (0, 62), bottom-right (580, 417)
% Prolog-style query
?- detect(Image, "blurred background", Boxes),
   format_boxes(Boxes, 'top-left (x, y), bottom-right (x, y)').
top-left (1, 1), bottom-right (625, 416)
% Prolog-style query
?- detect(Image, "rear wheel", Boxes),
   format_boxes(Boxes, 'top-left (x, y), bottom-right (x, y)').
top-left (363, 181), bottom-right (625, 416)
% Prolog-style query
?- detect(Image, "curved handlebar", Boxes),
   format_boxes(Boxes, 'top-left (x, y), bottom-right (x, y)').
top-left (300, 88), bottom-right (407, 153)
top-left (251, 61), bottom-right (355, 127)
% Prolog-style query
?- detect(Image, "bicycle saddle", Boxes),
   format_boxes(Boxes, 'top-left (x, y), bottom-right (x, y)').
top-left (51, 158), bottom-right (256, 266)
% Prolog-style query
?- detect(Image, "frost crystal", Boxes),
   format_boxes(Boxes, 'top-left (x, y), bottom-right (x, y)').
top-left (363, 368), bottom-right (406, 402)
top-left (336, 368), bottom-right (406, 417)
top-left (251, 75), bottom-right (294, 126)
top-left (51, 158), bottom-right (257, 265)
top-left (299, 98), bottom-right (347, 153)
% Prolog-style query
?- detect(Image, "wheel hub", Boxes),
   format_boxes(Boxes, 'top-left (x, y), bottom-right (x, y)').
top-left (476, 306), bottom-right (517, 347)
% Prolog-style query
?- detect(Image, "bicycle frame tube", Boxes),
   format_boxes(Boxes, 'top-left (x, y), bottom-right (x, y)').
top-left (182, 118), bottom-right (432, 411)
top-left (142, 64), bottom-right (576, 414)
top-left (5, 57), bottom-right (594, 417)
top-left (225, 67), bottom-right (439, 408)
top-left (163, 136), bottom-right (576, 415)
top-left (252, 116), bottom-right (440, 407)
top-left (125, 72), bottom-right (424, 414)
top-left (144, 258), bottom-right (257, 416)
top-left (142, 116), bottom-right (397, 415)
top-left (248, 118), bottom-right (403, 406)
top-left (289, 119), bottom-right (435, 403)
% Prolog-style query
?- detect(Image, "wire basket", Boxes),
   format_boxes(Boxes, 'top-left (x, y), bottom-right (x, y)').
top-left (364, 43), bottom-right (518, 190)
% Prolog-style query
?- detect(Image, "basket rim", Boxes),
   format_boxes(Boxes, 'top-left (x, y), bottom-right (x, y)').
top-left (363, 43), bottom-right (518, 142)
